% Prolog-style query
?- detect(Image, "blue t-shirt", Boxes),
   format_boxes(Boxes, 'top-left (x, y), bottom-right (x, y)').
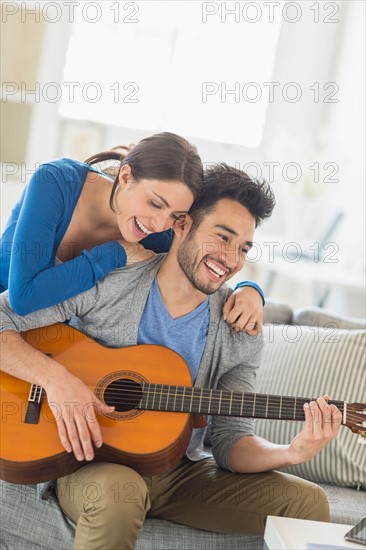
top-left (138, 279), bottom-right (209, 381)
top-left (0, 158), bottom-right (172, 314)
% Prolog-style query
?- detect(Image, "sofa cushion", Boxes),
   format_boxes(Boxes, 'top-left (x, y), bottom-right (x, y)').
top-left (263, 299), bottom-right (293, 325)
top-left (0, 481), bottom-right (264, 550)
top-left (0, 480), bottom-right (364, 550)
top-left (253, 325), bottom-right (366, 488)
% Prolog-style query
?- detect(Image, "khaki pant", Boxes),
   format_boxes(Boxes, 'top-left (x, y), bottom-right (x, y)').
top-left (56, 458), bottom-right (330, 550)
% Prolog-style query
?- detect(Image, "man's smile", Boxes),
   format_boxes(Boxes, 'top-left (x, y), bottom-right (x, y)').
top-left (202, 258), bottom-right (230, 281)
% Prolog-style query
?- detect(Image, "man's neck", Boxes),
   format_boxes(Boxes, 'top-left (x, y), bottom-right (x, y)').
top-left (156, 255), bottom-right (208, 319)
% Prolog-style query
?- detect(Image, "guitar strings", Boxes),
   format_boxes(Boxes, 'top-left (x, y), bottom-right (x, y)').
top-left (96, 391), bottom-right (346, 415)
top-left (98, 400), bottom-right (361, 425)
top-left (100, 399), bottom-right (346, 412)
top-left (99, 382), bottom-right (342, 401)
top-left (41, 377), bottom-right (356, 416)
top-left (97, 401), bottom-right (362, 425)
top-left (96, 384), bottom-right (344, 408)
top-left (100, 392), bottom-right (343, 407)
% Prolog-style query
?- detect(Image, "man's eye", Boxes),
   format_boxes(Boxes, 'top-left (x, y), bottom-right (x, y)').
top-left (218, 234), bottom-right (229, 242)
top-left (241, 248), bottom-right (249, 255)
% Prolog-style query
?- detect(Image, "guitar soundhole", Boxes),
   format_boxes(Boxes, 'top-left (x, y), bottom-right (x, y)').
top-left (104, 378), bottom-right (142, 412)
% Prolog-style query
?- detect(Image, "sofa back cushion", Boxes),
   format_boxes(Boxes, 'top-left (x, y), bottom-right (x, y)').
top-left (293, 307), bottom-right (366, 330)
top-left (253, 325), bottom-right (366, 488)
top-left (263, 299), bottom-right (293, 325)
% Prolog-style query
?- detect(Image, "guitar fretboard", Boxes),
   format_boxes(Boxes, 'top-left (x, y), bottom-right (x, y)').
top-left (137, 384), bottom-right (345, 422)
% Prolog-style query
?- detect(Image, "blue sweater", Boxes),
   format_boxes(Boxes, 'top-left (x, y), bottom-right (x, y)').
top-left (0, 158), bottom-right (172, 314)
top-left (0, 158), bottom-right (264, 315)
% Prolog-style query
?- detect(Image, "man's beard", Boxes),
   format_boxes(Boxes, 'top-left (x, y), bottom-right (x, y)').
top-left (176, 232), bottom-right (229, 295)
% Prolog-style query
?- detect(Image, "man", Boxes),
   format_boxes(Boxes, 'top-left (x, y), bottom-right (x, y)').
top-left (0, 164), bottom-right (341, 550)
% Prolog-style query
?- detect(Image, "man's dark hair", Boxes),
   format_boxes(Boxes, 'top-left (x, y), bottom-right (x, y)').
top-left (189, 163), bottom-right (275, 229)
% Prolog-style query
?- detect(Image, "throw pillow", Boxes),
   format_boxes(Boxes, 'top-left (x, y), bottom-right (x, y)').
top-left (253, 325), bottom-right (366, 488)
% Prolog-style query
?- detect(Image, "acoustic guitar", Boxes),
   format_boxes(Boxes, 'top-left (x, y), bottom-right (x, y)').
top-left (1, 323), bottom-right (365, 484)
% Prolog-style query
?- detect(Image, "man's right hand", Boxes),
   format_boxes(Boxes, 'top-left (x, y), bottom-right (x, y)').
top-left (45, 364), bottom-right (114, 461)
top-left (1, 330), bottom-right (114, 462)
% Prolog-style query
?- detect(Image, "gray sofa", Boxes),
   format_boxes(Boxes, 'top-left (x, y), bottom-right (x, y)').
top-left (1, 300), bottom-right (365, 549)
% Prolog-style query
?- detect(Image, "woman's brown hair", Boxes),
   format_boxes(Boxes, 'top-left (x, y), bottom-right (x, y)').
top-left (84, 132), bottom-right (203, 211)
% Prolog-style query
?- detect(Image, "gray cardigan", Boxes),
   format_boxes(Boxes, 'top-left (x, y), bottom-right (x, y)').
top-left (0, 255), bottom-right (263, 471)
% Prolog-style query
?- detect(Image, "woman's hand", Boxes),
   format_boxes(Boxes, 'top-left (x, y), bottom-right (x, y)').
top-left (117, 239), bottom-right (156, 265)
top-left (223, 286), bottom-right (263, 335)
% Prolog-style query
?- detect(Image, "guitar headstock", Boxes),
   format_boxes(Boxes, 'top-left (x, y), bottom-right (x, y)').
top-left (346, 403), bottom-right (366, 442)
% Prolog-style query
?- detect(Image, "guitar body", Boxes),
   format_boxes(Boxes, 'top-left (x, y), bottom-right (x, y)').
top-left (2, 324), bottom-right (364, 485)
top-left (1, 324), bottom-right (193, 484)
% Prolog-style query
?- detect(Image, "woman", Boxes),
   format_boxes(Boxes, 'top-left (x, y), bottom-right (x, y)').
top-left (0, 132), bottom-right (264, 331)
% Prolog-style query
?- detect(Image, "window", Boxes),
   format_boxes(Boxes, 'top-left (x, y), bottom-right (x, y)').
top-left (60, 1), bottom-right (282, 147)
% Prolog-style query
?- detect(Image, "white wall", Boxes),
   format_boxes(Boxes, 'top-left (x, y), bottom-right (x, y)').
top-left (1, 0), bottom-right (365, 317)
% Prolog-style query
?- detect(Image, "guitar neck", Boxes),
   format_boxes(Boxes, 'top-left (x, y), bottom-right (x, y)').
top-left (138, 384), bottom-right (345, 423)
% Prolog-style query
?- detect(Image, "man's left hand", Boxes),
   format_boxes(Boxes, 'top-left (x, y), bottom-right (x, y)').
top-left (288, 396), bottom-right (342, 465)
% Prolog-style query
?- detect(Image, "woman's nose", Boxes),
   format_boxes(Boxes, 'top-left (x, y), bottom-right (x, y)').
top-left (152, 213), bottom-right (173, 233)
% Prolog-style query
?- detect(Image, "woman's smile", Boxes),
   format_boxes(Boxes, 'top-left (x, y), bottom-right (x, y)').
top-left (132, 217), bottom-right (154, 237)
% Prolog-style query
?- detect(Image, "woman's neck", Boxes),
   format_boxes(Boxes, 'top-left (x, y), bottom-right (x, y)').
top-left (80, 171), bottom-right (121, 237)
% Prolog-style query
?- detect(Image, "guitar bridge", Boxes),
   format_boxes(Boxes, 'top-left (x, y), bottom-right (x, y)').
top-left (24, 384), bottom-right (44, 424)
top-left (24, 353), bottom-right (52, 424)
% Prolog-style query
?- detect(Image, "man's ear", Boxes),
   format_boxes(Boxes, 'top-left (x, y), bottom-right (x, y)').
top-left (173, 213), bottom-right (193, 240)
